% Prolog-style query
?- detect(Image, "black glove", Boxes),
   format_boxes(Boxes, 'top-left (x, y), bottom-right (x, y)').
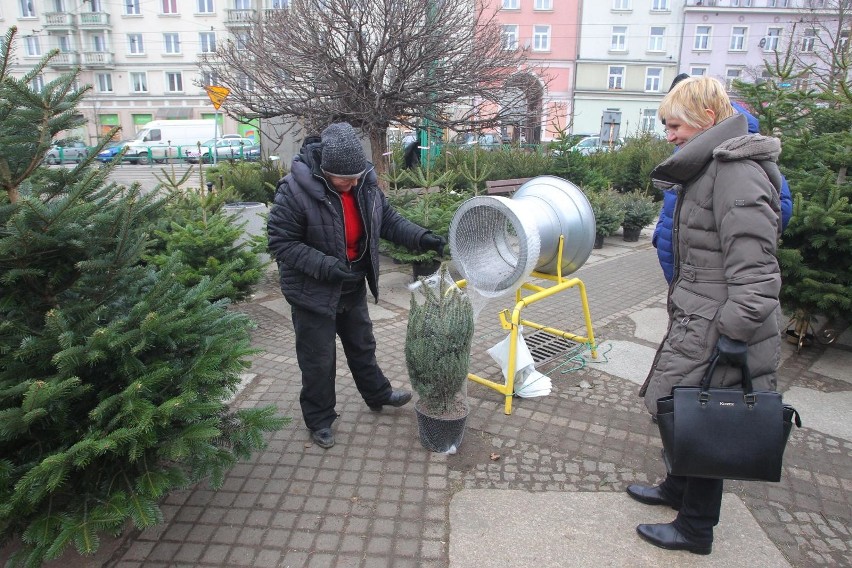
top-left (716, 334), bottom-right (748, 368)
top-left (328, 261), bottom-right (364, 283)
top-left (420, 233), bottom-right (447, 257)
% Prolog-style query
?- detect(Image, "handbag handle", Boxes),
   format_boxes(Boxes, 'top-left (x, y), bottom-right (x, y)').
top-left (699, 351), bottom-right (754, 395)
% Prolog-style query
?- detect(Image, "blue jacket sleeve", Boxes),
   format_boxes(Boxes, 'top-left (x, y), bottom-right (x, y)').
top-left (779, 175), bottom-right (792, 231)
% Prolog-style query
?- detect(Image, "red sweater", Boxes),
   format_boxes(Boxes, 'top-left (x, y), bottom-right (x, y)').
top-left (339, 190), bottom-right (363, 261)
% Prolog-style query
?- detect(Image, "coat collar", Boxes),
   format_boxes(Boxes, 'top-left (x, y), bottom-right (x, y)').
top-left (651, 114), bottom-right (748, 187)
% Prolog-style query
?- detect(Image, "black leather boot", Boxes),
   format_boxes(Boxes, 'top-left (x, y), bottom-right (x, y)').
top-left (626, 484), bottom-right (681, 510)
top-left (368, 389), bottom-right (412, 412)
top-left (636, 522), bottom-right (712, 555)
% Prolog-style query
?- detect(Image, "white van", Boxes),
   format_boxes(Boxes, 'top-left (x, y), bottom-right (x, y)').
top-left (125, 120), bottom-right (218, 164)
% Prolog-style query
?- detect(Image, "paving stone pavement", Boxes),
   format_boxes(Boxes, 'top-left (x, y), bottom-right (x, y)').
top-left (14, 233), bottom-right (848, 568)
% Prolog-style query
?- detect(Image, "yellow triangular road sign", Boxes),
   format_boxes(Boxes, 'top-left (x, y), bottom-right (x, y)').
top-left (205, 86), bottom-right (230, 110)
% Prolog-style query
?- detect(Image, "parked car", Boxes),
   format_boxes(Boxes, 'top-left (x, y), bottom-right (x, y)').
top-left (95, 139), bottom-right (132, 164)
top-left (184, 138), bottom-right (256, 163)
top-left (450, 132), bottom-right (504, 150)
top-left (44, 140), bottom-right (89, 164)
top-left (569, 135), bottom-right (624, 156)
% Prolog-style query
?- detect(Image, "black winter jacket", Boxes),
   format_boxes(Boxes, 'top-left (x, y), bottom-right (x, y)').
top-left (267, 141), bottom-right (428, 317)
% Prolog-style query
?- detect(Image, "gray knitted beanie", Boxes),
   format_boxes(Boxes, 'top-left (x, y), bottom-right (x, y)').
top-left (321, 122), bottom-right (367, 178)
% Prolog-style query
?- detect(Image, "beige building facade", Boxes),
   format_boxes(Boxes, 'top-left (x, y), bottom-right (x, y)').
top-left (3, 0), bottom-right (270, 145)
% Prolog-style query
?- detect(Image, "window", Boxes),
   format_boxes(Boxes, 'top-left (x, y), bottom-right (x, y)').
top-left (58, 35), bottom-right (72, 52)
top-left (233, 31), bottom-right (250, 50)
top-left (794, 72), bottom-right (810, 91)
top-left (641, 109), bottom-right (657, 132)
top-left (690, 66), bottom-right (707, 76)
top-left (19, 0), bottom-right (36, 17)
top-left (694, 26), bottom-right (711, 50)
top-left (197, 0), bottom-right (214, 13)
top-left (645, 67), bottom-right (662, 92)
top-left (234, 0), bottom-right (250, 8)
top-left (161, 0), bottom-right (177, 14)
top-left (30, 75), bottom-right (44, 93)
top-left (502, 25), bottom-right (518, 50)
top-left (130, 72), bottom-right (147, 92)
top-left (125, 0), bottom-right (141, 15)
top-left (92, 34), bottom-right (106, 52)
top-left (24, 36), bottom-right (41, 56)
top-left (611, 26), bottom-right (627, 51)
top-left (533, 25), bottom-right (550, 51)
top-left (201, 71), bottom-right (219, 87)
top-left (763, 28), bottom-right (782, 52)
top-left (725, 68), bottom-right (741, 90)
top-left (608, 66), bottom-right (625, 89)
top-left (841, 30), bottom-right (849, 50)
top-left (53, 0), bottom-right (65, 12)
top-left (534, 0), bottom-right (552, 8)
top-left (127, 33), bottom-right (144, 54)
top-left (238, 74), bottom-right (254, 91)
top-left (165, 71), bottom-right (183, 92)
top-left (651, 0), bottom-right (669, 10)
top-left (730, 27), bottom-right (747, 51)
top-left (502, 0), bottom-right (519, 8)
top-left (199, 32), bottom-right (216, 53)
top-left (801, 28), bottom-right (816, 52)
top-left (163, 33), bottom-right (181, 54)
top-left (96, 73), bottom-right (113, 93)
top-left (612, 0), bottom-right (630, 10)
top-left (648, 27), bottom-right (665, 51)
top-left (271, 0), bottom-right (288, 7)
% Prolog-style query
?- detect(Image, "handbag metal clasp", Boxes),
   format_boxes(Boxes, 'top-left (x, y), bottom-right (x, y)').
top-left (699, 391), bottom-right (710, 407)
top-left (744, 393), bottom-right (756, 408)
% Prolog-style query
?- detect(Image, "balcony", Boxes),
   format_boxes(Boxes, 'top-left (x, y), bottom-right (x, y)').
top-left (225, 9), bottom-right (258, 27)
top-left (79, 12), bottom-right (111, 28)
top-left (43, 12), bottom-right (76, 30)
top-left (48, 51), bottom-right (79, 68)
top-left (82, 51), bottom-right (114, 68)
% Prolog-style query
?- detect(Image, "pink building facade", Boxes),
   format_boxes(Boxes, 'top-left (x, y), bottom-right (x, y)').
top-left (489, 0), bottom-right (581, 142)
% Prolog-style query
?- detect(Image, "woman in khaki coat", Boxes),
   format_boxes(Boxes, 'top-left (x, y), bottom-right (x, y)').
top-left (629, 76), bottom-right (783, 555)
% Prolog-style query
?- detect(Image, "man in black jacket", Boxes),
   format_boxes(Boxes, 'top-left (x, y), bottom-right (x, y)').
top-left (267, 122), bottom-right (445, 449)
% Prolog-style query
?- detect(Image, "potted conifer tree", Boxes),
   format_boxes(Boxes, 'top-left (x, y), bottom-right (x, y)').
top-left (405, 265), bottom-right (474, 452)
top-left (619, 191), bottom-right (657, 242)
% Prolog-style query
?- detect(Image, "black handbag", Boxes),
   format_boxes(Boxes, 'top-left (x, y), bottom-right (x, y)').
top-left (656, 352), bottom-right (801, 482)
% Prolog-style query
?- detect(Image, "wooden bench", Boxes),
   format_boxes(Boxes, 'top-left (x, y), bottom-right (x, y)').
top-left (485, 177), bottom-right (534, 196)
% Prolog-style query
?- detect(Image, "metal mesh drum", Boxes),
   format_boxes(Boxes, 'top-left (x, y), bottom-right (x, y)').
top-left (449, 176), bottom-right (595, 296)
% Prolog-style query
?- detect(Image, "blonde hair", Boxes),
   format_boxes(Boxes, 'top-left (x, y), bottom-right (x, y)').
top-left (658, 76), bottom-right (734, 129)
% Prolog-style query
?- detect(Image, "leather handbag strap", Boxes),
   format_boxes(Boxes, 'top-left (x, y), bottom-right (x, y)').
top-left (699, 351), bottom-right (754, 395)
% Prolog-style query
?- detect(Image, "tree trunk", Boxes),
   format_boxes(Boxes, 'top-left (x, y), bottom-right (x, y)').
top-left (369, 129), bottom-right (389, 191)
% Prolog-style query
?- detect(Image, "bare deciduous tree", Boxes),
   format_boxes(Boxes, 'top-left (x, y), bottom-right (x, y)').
top-left (200, 0), bottom-right (546, 178)
top-left (793, 0), bottom-right (852, 101)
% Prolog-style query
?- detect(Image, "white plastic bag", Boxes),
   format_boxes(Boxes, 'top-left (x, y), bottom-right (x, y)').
top-left (486, 330), bottom-right (552, 398)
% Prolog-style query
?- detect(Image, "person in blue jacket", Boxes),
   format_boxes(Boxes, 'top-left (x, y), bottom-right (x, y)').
top-left (652, 74), bottom-right (792, 284)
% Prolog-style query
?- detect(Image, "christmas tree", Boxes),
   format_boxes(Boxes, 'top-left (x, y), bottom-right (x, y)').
top-left (0, 28), bottom-right (284, 565)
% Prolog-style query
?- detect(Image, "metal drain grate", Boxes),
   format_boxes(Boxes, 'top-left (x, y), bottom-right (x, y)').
top-left (524, 330), bottom-right (582, 366)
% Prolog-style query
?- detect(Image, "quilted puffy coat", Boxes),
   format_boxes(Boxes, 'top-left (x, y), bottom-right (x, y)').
top-left (652, 102), bottom-right (792, 284)
top-left (267, 141), bottom-right (428, 317)
top-left (640, 114), bottom-right (784, 415)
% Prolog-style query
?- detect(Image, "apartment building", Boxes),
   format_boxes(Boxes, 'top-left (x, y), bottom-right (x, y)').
top-left (572, 0), bottom-right (683, 138)
top-left (678, 0), bottom-right (842, 93)
top-left (3, 0), bottom-right (273, 145)
top-left (494, 0), bottom-right (581, 142)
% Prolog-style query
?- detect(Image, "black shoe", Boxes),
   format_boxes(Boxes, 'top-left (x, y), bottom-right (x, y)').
top-left (626, 484), bottom-right (681, 510)
top-left (368, 389), bottom-right (412, 412)
top-left (636, 522), bottom-right (712, 555)
top-left (310, 427), bottom-right (334, 449)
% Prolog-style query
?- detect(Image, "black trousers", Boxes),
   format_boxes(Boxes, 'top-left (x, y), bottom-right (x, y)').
top-left (291, 283), bottom-right (392, 431)
top-left (659, 474), bottom-right (723, 544)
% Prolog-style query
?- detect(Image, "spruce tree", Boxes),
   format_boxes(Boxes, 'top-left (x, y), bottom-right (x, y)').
top-left (734, 63), bottom-right (852, 340)
top-left (0, 28), bottom-right (284, 566)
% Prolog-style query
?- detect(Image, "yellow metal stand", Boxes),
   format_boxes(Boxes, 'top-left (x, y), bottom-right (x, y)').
top-left (457, 236), bottom-right (597, 415)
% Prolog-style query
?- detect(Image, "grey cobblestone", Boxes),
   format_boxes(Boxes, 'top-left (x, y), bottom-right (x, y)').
top-left (3, 246), bottom-right (819, 568)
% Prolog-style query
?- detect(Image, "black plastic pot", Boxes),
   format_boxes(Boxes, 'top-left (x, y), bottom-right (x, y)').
top-left (414, 402), bottom-right (468, 453)
top-left (622, 227), bottom-right (641, 242)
